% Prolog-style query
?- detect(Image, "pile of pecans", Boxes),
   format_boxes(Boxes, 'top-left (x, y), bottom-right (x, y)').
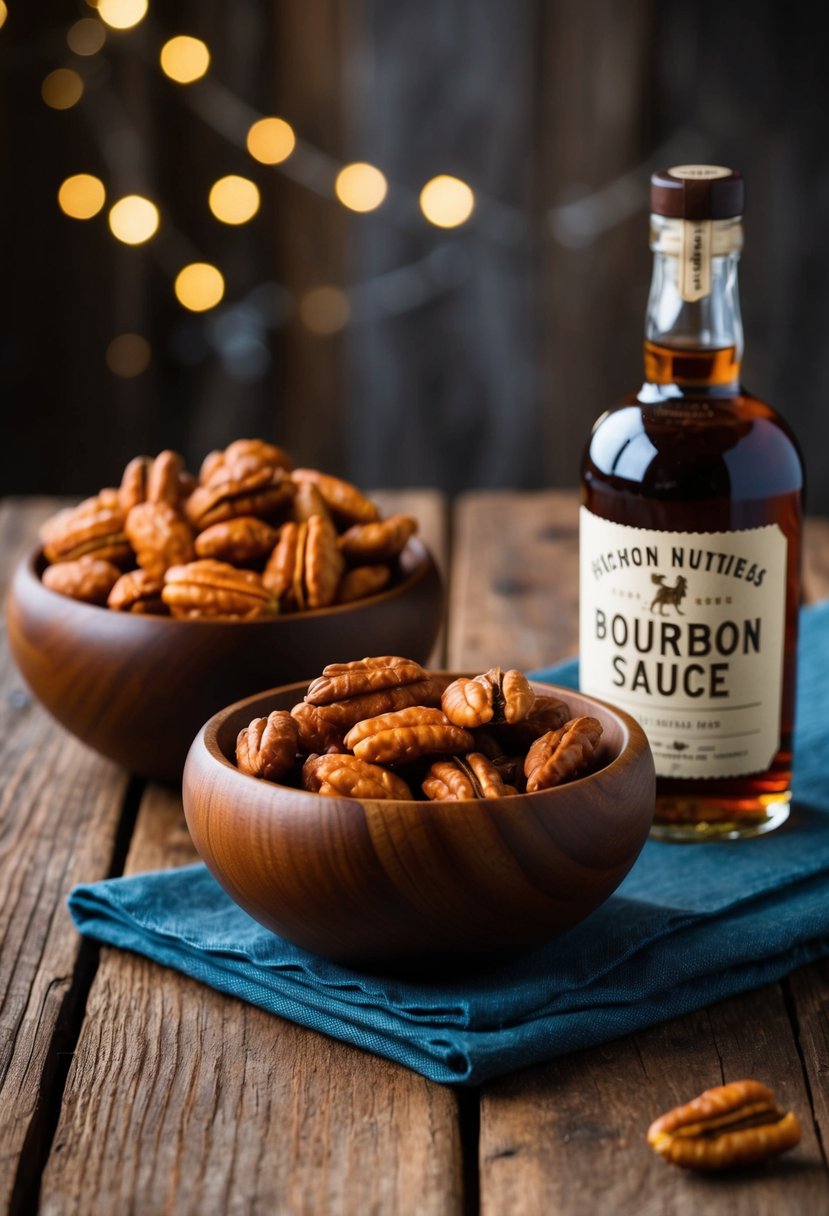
top-left (235, 655), bottom-right (604, 801)
top-left (37, 439), bottom-right (419, 618)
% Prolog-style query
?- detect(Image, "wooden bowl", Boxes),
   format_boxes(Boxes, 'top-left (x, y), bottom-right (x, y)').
top-left (6, 540), bottom-right (442, 782)
top-left (182, 680), bottom-right (655, 965)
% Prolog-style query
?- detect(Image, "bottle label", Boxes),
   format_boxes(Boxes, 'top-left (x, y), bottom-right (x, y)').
top-left (579, 508), bottom-right (787, 780)
top-left (679, 218), bottom-right (713, 302)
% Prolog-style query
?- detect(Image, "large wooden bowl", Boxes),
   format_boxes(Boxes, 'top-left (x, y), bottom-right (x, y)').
top-left (182, 680), bottom-right (655, 965)
top-left (7, 540), bottom-right (442, 782)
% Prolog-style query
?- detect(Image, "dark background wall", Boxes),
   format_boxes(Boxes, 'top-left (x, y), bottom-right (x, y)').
top-left (2, 1), bottom-right (826, 508)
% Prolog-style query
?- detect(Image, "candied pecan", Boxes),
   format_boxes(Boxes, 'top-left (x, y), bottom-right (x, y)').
top-left (312, 679), bottom-right (445, 733)
top-left (118, 456), bottom-right (151, 512)
top-left (646, 1080), bottom-right (801, 1171)
top-left (186, 466), bottom-right (295, 532)
top-left (524, 716), bottom-right (603, 792)
top-left (200, 439), bottom-right (294, 486)
top-left (344, 706), bottom-right (475, 765)
top-left (236, 710), bottom-right (299, 782)
top-left (290, 702), bottom-right (347, 755)
top-left (338, 565), bottom-right (392, 603)
top-left (442, 667), bottom-right (536, 729)
top-left (338, 514), bottom-right (418, 563)
top-left (422, 753), bottom-right (518, 801)
top-left (42, 556), bottom-right (122, 605)
top-left (147, 449), bottom-right (186, 507)
top-left (291, 468), bottom-right (379, 525)
top-left (303, 753), bottom-right (412, 800)
top-left (40, 503), bottom-right (131, 566)
top-left (262, 516), bottom-right (343, 610)
top-left (306, 656), bottom-right (428, 706)
top-left (292, 479), bottom-right (331, 523)
top-left (125, 501), bottom-right (195, 579)
top-left (496, 694), bottom-right (572, 750)
top-left (194, 516), bottom-right (279, 565)
top-left (162, 560), bottom-right (277, 620)
top-left (108, 569), bottom-right (167, 615)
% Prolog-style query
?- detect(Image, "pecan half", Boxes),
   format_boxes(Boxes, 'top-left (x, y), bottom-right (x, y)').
top-left (524, 717), bottom-right (603, 792)
top-left (42, 556), bottom-right (122, 605)
top-left (125, 501), bottom-right (195, 579)
top-left (422, 753), bottom-right (518, 801)
top-left (186, 466), bottom-right (295, 532)
top-left (108, 569), bottom-right (167, 615)
top-left (338, 514), bottom-right (418, 563)
top-left (646, 1080), bottom-right (802, 1171)
top-left (292, 479), bottom-right (331, 524)
top-left (40, 503), bottom-right (131, 567)
top-left (312, 679), bottom-right (445, 734)
top-left (344, 706), bottom-right (475, 765)
top-left (496, 694), bottom-right (573, 750)
top-left (119, 450), bottom-right (187, 511)
top-left (290, 702), bottom-right (347, 755)
top-left (303, 753), bottom-right (412, 800)
top-left (442, 667), bottom-right (536, 729)
top-left (338, 565), bottom-right (392, 603)
top-left (291, 468), bottom-right (379, 525)
top-left (306, 655), bottom-right (428, 706)
top-left (236, 710), bottom-right (299, 782)
top-left (200, 438), bottom-right (294, 486)
top-left (262, 516), bottom-right (343, 610)
top-left (162, 560), bottom-right (277, 620)
top-left (194, 516), bottom-right (279, 565)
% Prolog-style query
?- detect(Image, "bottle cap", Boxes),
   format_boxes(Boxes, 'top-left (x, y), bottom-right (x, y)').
top-left (650, 165), bottom-right (744, 220)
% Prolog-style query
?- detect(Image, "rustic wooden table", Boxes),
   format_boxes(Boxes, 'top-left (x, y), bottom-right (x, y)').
top-left (2, 492), bottom-right (829, 1215)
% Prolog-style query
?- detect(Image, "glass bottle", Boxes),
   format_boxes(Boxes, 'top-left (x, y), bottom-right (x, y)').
top-left (579, 165), bottom-right (804, 841)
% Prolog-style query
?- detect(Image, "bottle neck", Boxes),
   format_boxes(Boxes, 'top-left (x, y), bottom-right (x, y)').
top-left (643, 214), bottom-right (744, 389)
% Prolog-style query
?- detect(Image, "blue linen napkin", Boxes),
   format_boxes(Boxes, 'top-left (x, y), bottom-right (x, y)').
top-left (69, 602), bottom-right (829, 1086)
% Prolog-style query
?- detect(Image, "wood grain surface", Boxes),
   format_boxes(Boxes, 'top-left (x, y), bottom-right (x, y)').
top-left (3, 494), bottom-right (829, 1214)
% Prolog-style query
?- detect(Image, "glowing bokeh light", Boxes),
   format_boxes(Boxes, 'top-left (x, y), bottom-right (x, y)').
top-left (174, 263), bottom-right (225, 312)
top-left (246, 116), bottom-right (295, 165)
top-left (335, 162), bottom-right (387, 213)
top-left (58, 174), bottom-right (106, 219)
top-left (299, 287), bottom-right (351, 335)
top-left (0, 4), bottom-right (8, 30)
top-left (67, 18), bottom-right (106, 55)
top-left (419, 175), bottom-right (475, 228)
top-left (106, 333), bottom-right (151, 377)
top-left (42, 68), bottom-right (84, 110)
top-left (97, 0), bottom-right (147, 31)
top-left (108, 195), bottom-right (159, 244)
top-left (208, 175), bottom-right (260, 225)
top-left (159, 35), bottom-right (210, 84)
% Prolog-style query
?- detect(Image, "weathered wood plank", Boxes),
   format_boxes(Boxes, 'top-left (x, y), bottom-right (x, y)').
top-left (447, 490), bottom-right (580, 672)
top-left (803, 517), bottom-right (829, 603)
top-left (40, 495), bottom-right (464, 1216)
top-left (479, 987), bottom-right (827, 1216)
top-left (0, 499), bottom-right (132, 1214)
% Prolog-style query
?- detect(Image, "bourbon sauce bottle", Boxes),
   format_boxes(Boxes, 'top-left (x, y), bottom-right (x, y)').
top-left (580, 166), bottom-right (804, 840)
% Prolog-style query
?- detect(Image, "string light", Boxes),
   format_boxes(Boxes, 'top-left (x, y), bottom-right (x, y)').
top-left (335, 163), bottom-right (387, 213)
top-left (58, 174), bottom-right (106, 219)
top-left (208, 175), bottom-right (260, 225)
top-left (97, 0), bottom-right (147, 31)
top-left (42, 68), bottom-right (84, 110)
top-left (419, 175), bottom-right (475, 228)
top-left (67, 18), bottom-right (106, 55)
top-left (106, 333), bottom-right (151, 377)
top-left (160, 36), bottom-right (210, 84)
top-left (246, 117), bottom-right (295, 165)
top-left (108, 195), bottom-right (159, 244)
top-left (299, 287), bottom-right (351, 335)
top-left (175, 263), bottom-right (225, 311)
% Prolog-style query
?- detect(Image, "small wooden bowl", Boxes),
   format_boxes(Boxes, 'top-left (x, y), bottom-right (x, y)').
top-left (182, 681), bottom-right (655, 965)
top-left (7, 540), bottom-right (442, 782)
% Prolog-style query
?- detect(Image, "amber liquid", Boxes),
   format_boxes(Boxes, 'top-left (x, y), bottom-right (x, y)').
top-left (582, 343), bottom-right (803, 840)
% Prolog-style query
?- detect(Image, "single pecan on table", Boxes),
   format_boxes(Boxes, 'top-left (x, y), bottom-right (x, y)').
top-left (303, 752), bottom-right (413, 800)
top-left (125, 501), bottom-right (195, 580)
top-left (41, 556), bottom-right (122, 605)
top-left (524, 716), bottom-right (603, 792)
top-left (236, 710), bottom-right (299, 782)
top-left (161, 560), bottom-right (277, 620)
top-left (646, 1080), bottom-right (801, 1170)
top-left (441, 666), bottom-right (536, 729)
top-left (108, 568), bottom-right (166, 614)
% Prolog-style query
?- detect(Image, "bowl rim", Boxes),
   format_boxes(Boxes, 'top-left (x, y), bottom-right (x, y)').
top-left (194, 675), bottom-right (651, 807)
top-left (20, 534), bottom-right (438, 627)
